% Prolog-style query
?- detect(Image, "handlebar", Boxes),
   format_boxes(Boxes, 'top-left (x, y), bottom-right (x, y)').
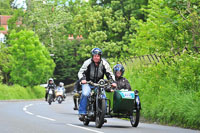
top-left (87, 81), bottom-right (109, 87)
top-left (80, 79), bottom-right (112, 87)
top-left (80, 79), bottom-right (115, 92)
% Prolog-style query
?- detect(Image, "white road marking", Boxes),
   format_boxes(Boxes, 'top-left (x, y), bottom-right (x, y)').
top-left (25, 111), bottom-right (34, 115)
top-left (67, 124), bottom-right (104, 133)
top-left (23, 103), bottom-right (56, 121)
top-left (36, 115), bottom-right (56, 121)
top-left (23, 104), bottom-right (34, 115)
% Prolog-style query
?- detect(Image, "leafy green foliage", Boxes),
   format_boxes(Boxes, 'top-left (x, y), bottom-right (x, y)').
top-left (7, 30), bottom-right (55, 86)
top-left (130, 0), bottom-right (200, 55)
top-left (0, 0), bottom-right (14, 15)
top-left (0, 43), bottom-right (10, 84)
top-left (0, 84), bottom-right (45, 100)
top-left (7, 0), bottom-right (149, 83)
top-left (0, 26), bottom-right (5, 31)
top-left (52, 40), bottom-right (82, 84)
top-left (124, 53), bottom-right (200, 129)
top-left (0, 69), bottom-right (2, 83)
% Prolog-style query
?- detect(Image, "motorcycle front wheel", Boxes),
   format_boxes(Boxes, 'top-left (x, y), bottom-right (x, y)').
top-left (48, 94), bottom-right (53, 105)
top-left (95, 98), bottom-right (106, 128)
top-left (57, 96), bottom-right (62, 104)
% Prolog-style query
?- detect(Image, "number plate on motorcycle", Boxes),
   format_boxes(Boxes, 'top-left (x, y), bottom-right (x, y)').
top-left (119, 91), bottom-right (135, 99)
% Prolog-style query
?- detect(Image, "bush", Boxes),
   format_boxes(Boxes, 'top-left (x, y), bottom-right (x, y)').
top-left (124, 53), bottom-right (200, 129)
top-left (0, 84), bottom-right (45, 100)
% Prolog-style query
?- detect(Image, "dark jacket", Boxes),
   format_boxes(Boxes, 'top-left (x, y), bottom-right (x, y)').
top-left (116, 77), bottom-right (132, 91)
top-left (78, 58), bottom-right (115, 83)
top-left (47, 83), bottom-right (56, 90)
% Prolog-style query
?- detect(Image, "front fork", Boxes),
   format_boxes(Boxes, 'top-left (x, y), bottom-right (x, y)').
top-left (135, 95), bottom-right (141, 110)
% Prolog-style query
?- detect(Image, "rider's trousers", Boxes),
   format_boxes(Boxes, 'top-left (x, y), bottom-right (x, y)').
top-left (79, 84), bottom-right (91, 114)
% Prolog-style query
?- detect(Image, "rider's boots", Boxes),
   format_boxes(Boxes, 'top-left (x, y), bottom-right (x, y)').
top-left (79, 115), bottom-right (85, 121)
top-left (73, 98), bottom-right (78, 110)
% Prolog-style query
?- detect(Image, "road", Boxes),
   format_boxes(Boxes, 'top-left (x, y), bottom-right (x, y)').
top-left (0, 95), bottom-right (199, 133)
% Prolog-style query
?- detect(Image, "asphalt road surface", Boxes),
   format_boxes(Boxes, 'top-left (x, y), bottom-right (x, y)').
top-left (0, 95), bottom-right (199, 133)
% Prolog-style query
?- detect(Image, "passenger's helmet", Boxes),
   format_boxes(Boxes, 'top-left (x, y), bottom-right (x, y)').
top-left (91, 48), bottom-right (102, 56)
top-left (113, 64), bottom-right (125, 77)
top-left (59, 82), bottom-right (64, 87)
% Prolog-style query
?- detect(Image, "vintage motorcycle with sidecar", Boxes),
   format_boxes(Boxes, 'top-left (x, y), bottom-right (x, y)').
top-left (80, 79), bottom-right (141, 128)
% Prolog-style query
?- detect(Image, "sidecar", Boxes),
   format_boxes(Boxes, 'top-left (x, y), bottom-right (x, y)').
top-left (106, 90), bottom-right (141, 127)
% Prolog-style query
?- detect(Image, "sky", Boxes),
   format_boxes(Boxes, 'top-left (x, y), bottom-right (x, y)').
top-left (13, 0), bottom-right (89, 9)
top-left (13, 0), bottom-right (26, 8)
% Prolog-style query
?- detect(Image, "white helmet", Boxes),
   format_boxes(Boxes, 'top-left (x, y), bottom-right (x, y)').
top-left (59, 82), bottom-right (64, 87)
top-left (48, 78), bottom-right (54, 83)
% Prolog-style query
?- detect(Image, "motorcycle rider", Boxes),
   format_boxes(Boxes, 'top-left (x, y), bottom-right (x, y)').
top-left (113, 64), bottom-right (131, 91)
top-left (78, 48), bottom-right (116, 121)
top-left (73, 79), bottom-right (82, 110)
top-left (57, 82), bottom-right (66, 99)
top-left (45, 78), bottom-right (56, 101)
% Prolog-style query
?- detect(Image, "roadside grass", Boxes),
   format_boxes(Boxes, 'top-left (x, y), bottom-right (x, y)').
top-left (123, 53), bottom-right (200, 129)
top-left (0, 84), bottom-right (45, 100)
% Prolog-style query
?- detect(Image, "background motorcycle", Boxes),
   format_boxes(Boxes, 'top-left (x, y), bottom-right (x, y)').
top-left (48, 88), bottom-right (54, 105)
top-left (55, 88), bottom-right (65, 104)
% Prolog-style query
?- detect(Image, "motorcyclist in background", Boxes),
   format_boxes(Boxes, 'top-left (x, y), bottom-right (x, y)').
top-left (78, 48), bottom-right (116, 121)
top-left (113, 64), bottom-right (131, 91)
top-left (57, 82), bottom-right (66, 99)
top-left (45, 78), bottom-right (56, 101)
top-left (73, 79), bottom-right (82, 110)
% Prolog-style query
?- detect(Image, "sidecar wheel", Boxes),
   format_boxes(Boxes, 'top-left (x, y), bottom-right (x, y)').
top-left (130, 109), bottom-right (140, 127)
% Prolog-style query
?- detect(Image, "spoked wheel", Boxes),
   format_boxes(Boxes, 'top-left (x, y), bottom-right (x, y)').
top-left (95, 98), bottom-right (106, 128)
top-left (130, 109), bottom-right (140, 127)
top-left (57, 96), bottom-right (62, 104)
top-left (48, 95), bottom-right (52, 105)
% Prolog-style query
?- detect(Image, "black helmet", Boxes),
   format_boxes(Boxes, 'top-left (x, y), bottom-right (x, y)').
top-left (91, 48), bottom-right (102, 56)
top-left (113, 64), bottom-right (125, 77)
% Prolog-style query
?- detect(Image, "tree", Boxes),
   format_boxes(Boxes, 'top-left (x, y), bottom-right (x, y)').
top-left (0, 43), bottom-right (10, 84)
top-left (165, 0), bottom-right (200, 48)
top-left (129, 0), bottom-right (194, 55)
top-left (52, 40), bottom-right (82, 84)
top-left (22, 0), bottom-right (80, 84)
top-left (0, 0), bottom-right (15, 15)
top-left (7, 30), bottom-right (55, 86)
top-left (7, 0), bottom-right (150, 84)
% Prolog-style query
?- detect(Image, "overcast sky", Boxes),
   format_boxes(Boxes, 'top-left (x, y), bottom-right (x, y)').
top-left (13, 0), bottom-right (89, 9)
top-left (13, 0), bottom-right (26, 8)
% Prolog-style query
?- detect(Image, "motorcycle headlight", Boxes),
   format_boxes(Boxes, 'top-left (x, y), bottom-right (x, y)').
top-left (98, 79), bottom-right (105, 85)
